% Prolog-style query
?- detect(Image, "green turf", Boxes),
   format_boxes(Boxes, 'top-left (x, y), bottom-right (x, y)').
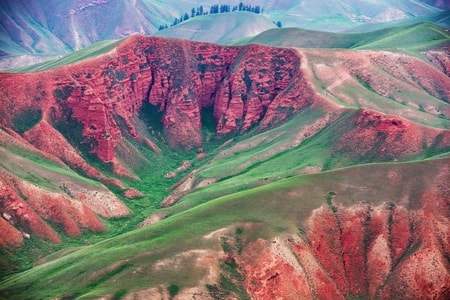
top-left (234, 22), bottom-right (450, 52)
top-left (10, 39), bottom-right (121, 73)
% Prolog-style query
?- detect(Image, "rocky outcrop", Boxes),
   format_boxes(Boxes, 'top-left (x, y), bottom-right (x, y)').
top-left (334, 109), bottom-right (450, 161)
top-left (0, 176), bottom-right (61, 244)
top-left (0, 126), bottom-right (130, 247)
top-left (22, 120), bottom-right (124, 188)
top-left (0, 36), bottom-right (316, 247)
top-left (0, 168), bottom-right (131, 246)
top-left (367, 51), bottom-right (450, 103)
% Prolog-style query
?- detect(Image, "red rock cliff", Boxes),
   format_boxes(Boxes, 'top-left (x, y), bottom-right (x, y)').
top-left (0, 36), bottom-right (314, 165)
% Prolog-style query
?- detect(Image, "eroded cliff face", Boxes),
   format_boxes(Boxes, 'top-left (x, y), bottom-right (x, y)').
top-left (0, 125), bottom-right (129, 248)
top-left (0, 36), bottom-right (311, 167)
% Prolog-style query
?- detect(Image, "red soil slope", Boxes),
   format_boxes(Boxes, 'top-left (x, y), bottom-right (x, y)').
top-left (0, 127), bottom-right (129, 248)
top-left (335, 109), bottom-right (450, 160)
top-left (238, 164), bottom-right (450, 299)
top-left (1, 36), bottom-right (449, 253)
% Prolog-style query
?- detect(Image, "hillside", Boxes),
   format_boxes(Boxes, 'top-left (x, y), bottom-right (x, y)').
top-left (234, 22), bottom-right (450, 51)
top-left (0, 32), bottom-right (449, 299)
top-left (154, 11), bottom-right (277, 44)
top-left (347, 10), bottom-right (450, 32)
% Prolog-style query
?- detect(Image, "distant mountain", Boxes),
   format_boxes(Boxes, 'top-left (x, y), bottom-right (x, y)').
top-left (0, 0), bottom-right (447, 69)
top-left (346, 10), bottom-right (450, 33)
top-left (254, 0), bottom-right (442, 31)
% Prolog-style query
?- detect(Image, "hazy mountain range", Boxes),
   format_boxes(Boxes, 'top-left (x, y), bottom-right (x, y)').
top-left (0, 0), bottom-right (449, 69)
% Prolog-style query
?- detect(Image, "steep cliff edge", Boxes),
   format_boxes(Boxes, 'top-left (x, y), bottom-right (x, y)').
top-left (0, 36), bottom-right (312, 169)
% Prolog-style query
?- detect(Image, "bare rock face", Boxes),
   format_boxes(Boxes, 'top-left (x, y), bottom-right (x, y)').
top-left (0, 177), bottom-right (61, 244)
top-left (0, 217), bottom-right (24, 249)
top-left (0, 127), bottom-right (130, 247)
top-left (0, 36), bottom-right (312, 163)
top-left (0, 168), bottom-right (130, 246)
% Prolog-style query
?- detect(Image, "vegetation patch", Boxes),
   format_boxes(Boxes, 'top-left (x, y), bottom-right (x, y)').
top-left (12, 108), bottom-right (42, 134)
top-left (111, 289), bottom-right (128, 300)
top-left (167, 284), bottom-right (179, 298)
top-left (53, 86), bottom-right (74, 101)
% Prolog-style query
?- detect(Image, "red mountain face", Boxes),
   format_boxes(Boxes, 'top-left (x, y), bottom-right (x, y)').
top-left (0, 36), bottom-right (315, 169)
top-left (0, 36), bottom-right (318, 248)
top-left (1, 36), bottom-right (449, 247)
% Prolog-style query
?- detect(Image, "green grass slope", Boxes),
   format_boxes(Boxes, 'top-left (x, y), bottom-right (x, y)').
top-left (0, 156), bottom-right (447, 299)
top-left (234, 22), bottom-right (450, 51)
top-left (10, 40), bottom-right (121, 73)
top-left (154, 11), bottom-right (277, 44)
top-left (157, 106), bottom-right (450, 218)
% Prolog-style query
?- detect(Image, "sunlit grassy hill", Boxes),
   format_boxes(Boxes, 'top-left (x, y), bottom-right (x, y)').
top-left (235, 22), bottom-right (450, 51)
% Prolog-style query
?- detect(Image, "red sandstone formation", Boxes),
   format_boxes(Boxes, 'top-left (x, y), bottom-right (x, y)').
top-left (0, 130), bottom-right (130, 246)
top-left (22, 120), bottom-right (124, 188)
top-left (0, 170), bottom-right (125, 245)
top-left (0, 36), bottom-right (312, 167)
top-left (0, 217), bottom-right (24, 249)
top-left (367, 51), bottom-right (450, 102)
top-left (0, 36), bottom-right (449, 275)
top-left (335, 109), bottom-right (450, 160)
top-left (0, 36), bottom-right (315, 246)
top-left (0, 177), bottom-right (61, 244)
